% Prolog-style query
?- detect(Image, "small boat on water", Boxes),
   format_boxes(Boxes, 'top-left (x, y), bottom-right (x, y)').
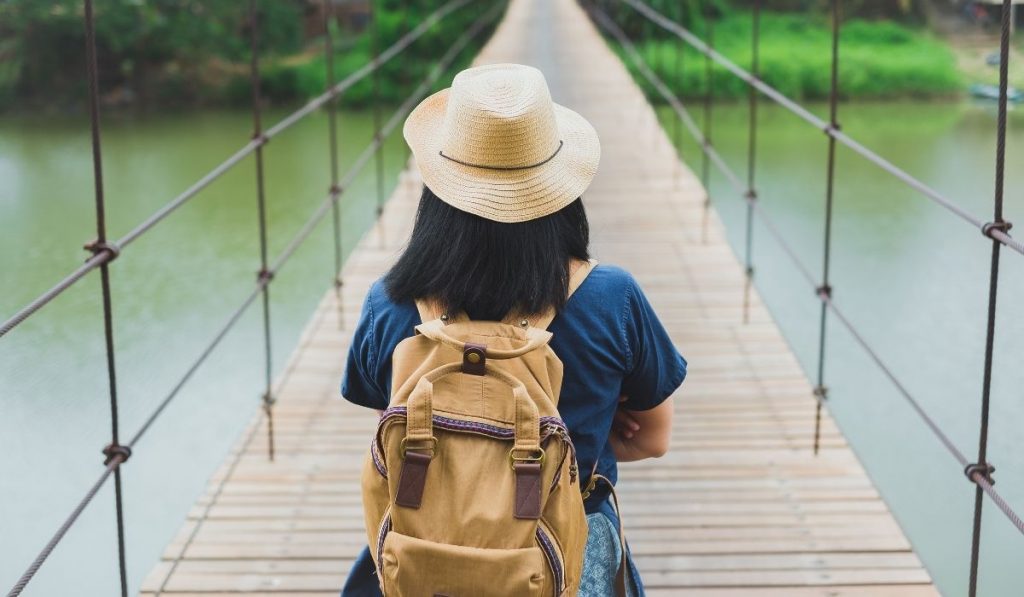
top-left (969, 83), bottom-right (1024, 102)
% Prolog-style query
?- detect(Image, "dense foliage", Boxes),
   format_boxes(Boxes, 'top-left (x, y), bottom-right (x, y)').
top-left (0, 0), bottom-right (500, 111)
top-left (260, 1), bottom-right (500, 107)
top-left (0, 0), bottom-right (966, 111)
top-left (618, 10), bottom-right (962, 101)
top-left (0, 0), bottom-right (305, 109)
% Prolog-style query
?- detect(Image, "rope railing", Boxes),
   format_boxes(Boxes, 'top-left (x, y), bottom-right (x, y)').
top-left (4, 1), bottom-right (504, 594)
top-left (590, 1), bottom-right (1021, 594)
top-left (0, 0), bottom-right (473, 341)
top-left (620, 0), bottom-right (1024, 257)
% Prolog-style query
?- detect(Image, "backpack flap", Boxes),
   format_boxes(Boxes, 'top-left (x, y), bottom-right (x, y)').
top-left (394, 361), bottom-right (544, 519)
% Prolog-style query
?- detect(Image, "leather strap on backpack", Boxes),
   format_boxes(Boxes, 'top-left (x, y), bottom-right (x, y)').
top-left (396, 362), bottom-right (543, 519)
top-left (583, 468), bottom-right (629, 597)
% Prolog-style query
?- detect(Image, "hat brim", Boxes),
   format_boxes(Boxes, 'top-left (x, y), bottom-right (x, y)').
top-left (403, 88), bottom-right (601, 223)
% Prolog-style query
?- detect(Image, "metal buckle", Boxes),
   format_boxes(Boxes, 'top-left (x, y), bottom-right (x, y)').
top-left (508, 447), bottom-right (545, 470)
top-left (581, 475), bottom-right (597, 500)
top-left (400, 436), bottom-right (437, 460)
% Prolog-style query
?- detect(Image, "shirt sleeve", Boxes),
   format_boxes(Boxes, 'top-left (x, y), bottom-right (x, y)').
top-left (619, 274), bottom-right (687, 411)
top-left (341, 292), bottom-right (389, 410)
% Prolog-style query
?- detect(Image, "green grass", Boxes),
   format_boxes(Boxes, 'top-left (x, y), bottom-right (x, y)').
top-left (619, 12), bottom-right (963, 102)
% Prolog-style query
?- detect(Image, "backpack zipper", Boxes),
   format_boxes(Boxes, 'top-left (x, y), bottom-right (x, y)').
top-left (375, 508), bottom-right (392, 579)
top-left (371, 407), bottom-right (577, 490)
top-left (536, 521), bottom-right (566, 597)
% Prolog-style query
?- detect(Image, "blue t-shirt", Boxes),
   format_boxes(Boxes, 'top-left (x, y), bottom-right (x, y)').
top-left (339, 264), bottom-right (686, 596)
top-left (341, 263), bottom-right (687, 490)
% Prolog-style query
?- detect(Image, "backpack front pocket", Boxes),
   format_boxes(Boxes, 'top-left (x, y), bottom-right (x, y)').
top-left (380, 531), bottom-right (553, 596)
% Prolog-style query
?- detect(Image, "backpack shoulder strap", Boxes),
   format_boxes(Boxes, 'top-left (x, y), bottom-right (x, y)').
top-left (415, 299), bottom-right (441, 324)
top-left (531, 258), bottom-right (598, 331)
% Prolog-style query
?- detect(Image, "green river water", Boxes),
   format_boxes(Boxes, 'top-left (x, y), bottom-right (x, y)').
top-left (1, 101), bottom-right (1022, 595)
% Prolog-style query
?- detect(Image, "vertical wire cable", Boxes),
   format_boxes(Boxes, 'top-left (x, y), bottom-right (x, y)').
top-left (700, 0), bottom-right (714, 243)
top-left (83, 1), bottom-right (129, 593)
top-left (399, 0), bottom-right (410, 166)
top-left (742, 0), bottom-right (761, 325)
top-left (672, 1), bottom-right (684, 188)
top-left (653, 4), bottom-right (664, 105)
top-left (813, 0), bottom-right (841, 455)
top-left (967, 0), bottom-right (1012, 593)
top-left (371, 0), bottom-right (386, 245)
top-left (248, 0), bottom-right (275, 461)
top-left (323, 0), bottom-right (345, 328)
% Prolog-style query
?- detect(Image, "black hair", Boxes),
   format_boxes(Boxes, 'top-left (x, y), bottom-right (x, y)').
top-left (384, 186), bottom-right (590, 321)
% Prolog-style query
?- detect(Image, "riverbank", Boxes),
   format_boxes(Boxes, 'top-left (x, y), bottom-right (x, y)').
top-left (615, 10), bottom-right (966, 102)
top-left (0, 3), bottom-right (495, 113)
top-left (1, 6), bottom-right (1017, 112)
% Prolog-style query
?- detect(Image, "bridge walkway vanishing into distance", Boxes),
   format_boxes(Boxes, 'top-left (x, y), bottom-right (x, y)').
top-left (10, 0), bottom-right (1023, 594)
top-left (141, 0), bottom-right (940, 594)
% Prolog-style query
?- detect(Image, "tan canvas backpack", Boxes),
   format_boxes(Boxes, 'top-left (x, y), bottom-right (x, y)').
top-left (361, 260), bottom-right (599, 596)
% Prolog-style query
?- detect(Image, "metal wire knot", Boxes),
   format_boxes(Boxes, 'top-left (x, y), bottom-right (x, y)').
top-left (965, 462), bottom-right (995, 486)
top-left (102, 443), bottom-right (132, 466)
top-left (981, 220), bottom-right (1013, 239)
top-left (83, 239), bottom-right (121, 262)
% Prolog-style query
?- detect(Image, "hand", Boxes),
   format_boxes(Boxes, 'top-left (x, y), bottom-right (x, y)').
top-left (611, 395), bottom-right (640, 440)
top-left (609, 395), bottom-right (674, 462)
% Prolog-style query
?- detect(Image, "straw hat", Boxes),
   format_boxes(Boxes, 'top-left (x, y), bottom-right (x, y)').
top-left (403, 63), bottom-right (600, 223)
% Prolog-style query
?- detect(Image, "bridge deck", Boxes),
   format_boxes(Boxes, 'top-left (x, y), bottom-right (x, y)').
top-left (142, 0), bottom-right (936, 595)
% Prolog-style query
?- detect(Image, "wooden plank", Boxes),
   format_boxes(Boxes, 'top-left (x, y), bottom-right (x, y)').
top-left (141, 0), bottom-right (935, 594)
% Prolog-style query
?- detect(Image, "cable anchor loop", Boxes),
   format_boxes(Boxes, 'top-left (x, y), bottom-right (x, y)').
top-left (257, 268), bottom-right (275, 284)
top-left (102, 443), bottom-right (132, 466)
top-left (964, 462), bottom-right (995, 486)
top-left (84, 239), bottom-right (121, 263)
top-left (823, 122), bottom-right (842, 135)
top-left (981, 220), bottom-right (1013, 239)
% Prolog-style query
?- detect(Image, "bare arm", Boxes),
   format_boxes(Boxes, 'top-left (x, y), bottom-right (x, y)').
top-left (609, 396), bottom-right (674, 462)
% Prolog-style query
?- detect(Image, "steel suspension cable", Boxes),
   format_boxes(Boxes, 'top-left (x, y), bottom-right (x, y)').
top-left (671, 2), bottom-right (684, 188)
top-left (700, 0), bottom-right (714, 243)
top-left (82, 0), bottom-right (130, 593)
top-left (323, 1), bottom-right (345, 327)
top-left (8, 2), bottom-right (131, 595)
top-left (812, 0), bottom-right (841, 456)
top-left (967, 0), bottom-right (1014, 593)
top-left (248, 0), bottom-right (276, 462)
top-left (5, 4), bottom-right (488, 593)
top-left (0, 0), bottom-right (472, 341)
top-left (371, 0), bottom-right (386, 245)
top-left (268, 0), bottom-right (504, 279)
top-left (621, 0), bottom-right (1023, 257)
top-left (590, 0), bottom-right (1024, 540)
top-left (741, 0), bottom-right (760, 325)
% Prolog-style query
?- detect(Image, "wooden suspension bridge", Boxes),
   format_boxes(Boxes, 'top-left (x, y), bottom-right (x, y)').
top-left (139, 0), bottom-right (938, 595)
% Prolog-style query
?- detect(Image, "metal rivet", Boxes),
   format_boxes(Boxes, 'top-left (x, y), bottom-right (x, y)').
top-left (520, 319), bottom-right (529, 328)
top-left (466, 352), bottom-right (481, 364)
top-left (440, 313), bottom-right (449, 322)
